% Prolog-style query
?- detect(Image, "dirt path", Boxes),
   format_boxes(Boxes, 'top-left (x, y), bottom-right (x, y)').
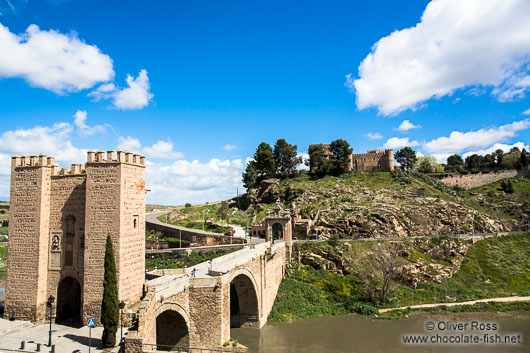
top-left (379, 296), bottom-right (530, 313)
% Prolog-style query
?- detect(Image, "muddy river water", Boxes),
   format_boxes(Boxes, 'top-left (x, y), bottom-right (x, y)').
top-left (231, 314), bottom-right (530, 353)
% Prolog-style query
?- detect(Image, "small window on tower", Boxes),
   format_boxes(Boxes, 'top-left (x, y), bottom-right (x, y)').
top-left (133, 215), bottom-right (139, 230)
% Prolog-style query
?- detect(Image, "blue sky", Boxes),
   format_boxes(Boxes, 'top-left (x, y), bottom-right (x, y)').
top-left (0, 0), bottom-right (529, 204)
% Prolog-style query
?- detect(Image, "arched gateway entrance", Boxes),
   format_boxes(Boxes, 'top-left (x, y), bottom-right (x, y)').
top-left (56, 277), bottom-right (81, 324)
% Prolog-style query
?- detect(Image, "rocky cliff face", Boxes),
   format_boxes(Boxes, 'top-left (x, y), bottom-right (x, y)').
top-left (294, 238), bottom-right (471, 287)
top-left (244, 173), bottom-right (529, 238)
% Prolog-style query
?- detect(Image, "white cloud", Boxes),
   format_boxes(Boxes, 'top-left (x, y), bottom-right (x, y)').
top-left (0, 119), bottom-right (243, 204)
top-left (73, 110), bottom-right (108, 136)
top-left (366, 132), bottom-right (383, 140)
top-left (146, 158), bottom-right (244, 205)
top-left (298, 152), bottom-right (309, 171)
top-left (523, 109), bottom-right (530, 115)
top-left (143, 139), bottom-right (184, 159)
top-left (223, 144), bottom-right (237, 151)
top-left (423, 119), bottom-right (530, 154)
top-left (395, 120), bottom-right (421, 132)
top-left (0, 22), bottom-right (114, 93)
top-left (0, 123), bottom-right (85, 163)
top-left (383, 137), bottom-right (419, 149)
top-left (349, 0), bottom-right (530, 115)
top-left (89, 69), bottom-right (153, 110)
top-left (463, 142), bottom-right (529, 158)
top-left (0, 122), bottom-right (89, 197)
top-left (117, 136), bottom-right (142, 152)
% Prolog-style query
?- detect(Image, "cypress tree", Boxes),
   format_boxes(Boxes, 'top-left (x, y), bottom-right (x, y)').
top-left (101, 233), bottom-right (119, 348)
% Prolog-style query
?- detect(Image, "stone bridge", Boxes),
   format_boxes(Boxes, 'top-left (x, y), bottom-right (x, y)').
top-left (125, 241), bottom-right (288, 352)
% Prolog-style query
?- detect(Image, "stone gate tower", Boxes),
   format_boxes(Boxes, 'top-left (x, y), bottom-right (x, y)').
top-left (5, 150), bottom-right (146, 324)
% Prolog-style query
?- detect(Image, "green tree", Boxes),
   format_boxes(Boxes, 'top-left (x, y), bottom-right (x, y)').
top-left (500, 180), bottom-right (514, 194)
top-left (501, 149), bottom-right (521, 169)
top-left (101, 234), bottom-right (119, 348)
top-left (465, 154), bottom-right (482, 171)
top-left (307, 144), bottom-right (332, 176)
top-left (495, 149), bottom-right (504, 168)
top-left (417, 156), bottom-right (443, 173)
top-left (216, 201), bottom-right (229, 222)
top-left (273, 138), bottom-right (302, 178)
top-left (394, 147), bottom-right (417, 172)
top-left (254, 142), bottom-right (276, 177)
top-left (520, 149), bottom-right (529, 167)
top-left (329, 139), bottom-right (352, 173)
top-left (446, 154), bottom-right (464, 168)
top-left (242, 160), bottom-right (258, 189)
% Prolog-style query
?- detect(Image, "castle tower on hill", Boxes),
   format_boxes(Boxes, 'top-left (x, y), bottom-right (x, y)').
top-left (308, 144), bottom-right (394, 172)
top-left (5, 150), bottom-right (146, 324)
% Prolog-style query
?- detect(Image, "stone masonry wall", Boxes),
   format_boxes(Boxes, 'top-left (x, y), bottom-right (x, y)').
top-left (5, 164), bottom-right (51, 323)
top-left (119, 163), bottom-right (146, 305)
top-left (440, 170), bottom-right (518, 189)
top-left (47, 175), bottom-right (86, 313)
top-left (83, 162), bottom-right (122, 323)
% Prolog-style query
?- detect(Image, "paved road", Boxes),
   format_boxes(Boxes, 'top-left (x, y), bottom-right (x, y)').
top-left (0, 319), bottom-right (125, 353)
top-left (379, 296), bottom-right (530, 313)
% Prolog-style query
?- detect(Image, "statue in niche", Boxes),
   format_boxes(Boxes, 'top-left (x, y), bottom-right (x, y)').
top-left (51, 234), bottom-right (60, 251)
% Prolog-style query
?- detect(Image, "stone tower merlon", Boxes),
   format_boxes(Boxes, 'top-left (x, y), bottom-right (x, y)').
top-left (5, 150), bottom-right (146, 325)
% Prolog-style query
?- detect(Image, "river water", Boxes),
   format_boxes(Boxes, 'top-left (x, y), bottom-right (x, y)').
top-left (231, 314), bottom-right (530, 353)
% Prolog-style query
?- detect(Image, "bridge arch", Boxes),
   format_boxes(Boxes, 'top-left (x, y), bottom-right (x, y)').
top-left (155, 302), bottom-right (190, 351)
top-left (230, 268), bottom-right (261, 328)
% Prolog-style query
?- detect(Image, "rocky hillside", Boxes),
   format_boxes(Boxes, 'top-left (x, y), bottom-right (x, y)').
top-left (243, 171), bottom-right (530, 238)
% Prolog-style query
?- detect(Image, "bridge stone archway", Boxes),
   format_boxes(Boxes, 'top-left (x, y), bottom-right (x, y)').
top-left (230, 269), bottom-right (260, 328)
top-left (125, 241), bottom-right (287, 352)
top-left (155, 303), bottom-right (190, 351)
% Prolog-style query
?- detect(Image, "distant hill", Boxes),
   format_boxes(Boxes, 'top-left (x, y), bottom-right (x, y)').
top-left (243, 172), bottom-right (530, 238)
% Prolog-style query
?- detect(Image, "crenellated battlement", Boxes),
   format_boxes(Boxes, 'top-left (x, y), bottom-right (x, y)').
top-left (86, 150), bottom-right (145, 166)
top-left (11, 150), bottom-right (145, 176)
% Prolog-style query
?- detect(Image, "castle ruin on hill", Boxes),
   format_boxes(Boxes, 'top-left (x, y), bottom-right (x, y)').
top-left (5, 150), bottom-right (146, 324)
top-left (309, 144), bottom-right (394, 172)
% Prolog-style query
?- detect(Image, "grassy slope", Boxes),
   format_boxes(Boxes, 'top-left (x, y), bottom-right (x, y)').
top-left (269, 233), bottom-right (530, 322)
top-left (269, 172), bottom-right (530, 226)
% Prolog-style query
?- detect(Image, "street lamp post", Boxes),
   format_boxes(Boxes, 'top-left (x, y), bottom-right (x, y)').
top-left (47, 295), bottom-right (55, 347)
top-left (119, 301), bottom-right (126, 350)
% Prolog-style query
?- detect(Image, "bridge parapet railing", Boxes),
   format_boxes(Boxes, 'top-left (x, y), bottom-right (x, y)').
top-left (142, 343), bottom-right (247, 352)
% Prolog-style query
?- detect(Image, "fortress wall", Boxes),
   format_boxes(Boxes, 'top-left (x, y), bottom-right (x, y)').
top-left (47, 175), bottom-right (87, 308)
top-left (83, 162), bottom-right (123, 322)
top-left (5, 160), bottom-right (52, 322)
top-left (119, 162), bottom-right (147, 305)
top-left (440, 170), bottom-right (518, 189)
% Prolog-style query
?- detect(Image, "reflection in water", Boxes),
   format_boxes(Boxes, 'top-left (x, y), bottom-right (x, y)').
top-left (231, 315), bottom-right (530, 353)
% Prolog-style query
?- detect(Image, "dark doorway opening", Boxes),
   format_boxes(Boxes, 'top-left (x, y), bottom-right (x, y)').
top-left (272, 223), bottom-right (284, 240)
top-left (56, 277), bottom-right (81, 325)
top-left (156, 310), bottom-right (189, 351)
top-left (230, 274), bottom-right (259, 328)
